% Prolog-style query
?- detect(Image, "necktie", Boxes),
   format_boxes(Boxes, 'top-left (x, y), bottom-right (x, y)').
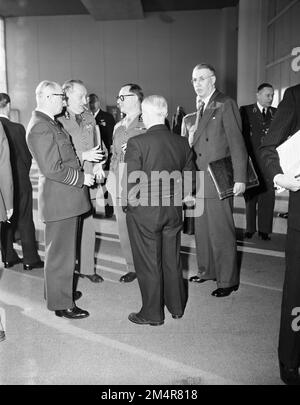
top-left (262, 108), bottom-right (266, 119)
top-left (199, 101), bottom-right (205, 118)
top-left (75, 114), bottom-right (82, 126)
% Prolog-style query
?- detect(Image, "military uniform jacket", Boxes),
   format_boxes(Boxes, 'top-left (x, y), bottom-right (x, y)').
top-left (182, 89), bottom-right (248, 198)
top-left (240, 104), bottom-right (276, 180)
top-left (0, 122), bottom-right (13, 221)
top-left (95, 109), bottom-right (115, 151)
top-left (110, 114), bottom-right (146, 175)
top-left (26, 111), bottom-right (91, 222)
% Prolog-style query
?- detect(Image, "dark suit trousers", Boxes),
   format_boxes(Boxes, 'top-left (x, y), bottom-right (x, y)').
top-left (44, 216), bottom-right (78, 311)
top-left (194, 197), bottom-right (239, 288)
top-left (126, 205), bottom-right (186, 322)
top-left (245, 186), bottom-right (275, 234)
top-left (1, 188), bottom-right (40, 264)
top-left (278, 227), bottom-right (300, 368)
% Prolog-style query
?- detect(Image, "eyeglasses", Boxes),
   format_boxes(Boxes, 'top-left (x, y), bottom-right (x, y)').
top-left (116, 94), bottom-right (136, 102)
top-left (191, 75), bottom-right (214, 84)
top-left (51, 93), bottom-right (65, 99)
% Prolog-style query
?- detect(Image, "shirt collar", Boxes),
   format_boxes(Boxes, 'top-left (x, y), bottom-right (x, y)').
top-left (35, 108), bottom-right (54, 121)
top-left (256, 102), bottom-right (267, 113)
top-left (197, 88), bottom-right (215, 110)
top-left (0, 113), bottom-right (9, 119)
top-left (93, 108), bottom-right (100, 117)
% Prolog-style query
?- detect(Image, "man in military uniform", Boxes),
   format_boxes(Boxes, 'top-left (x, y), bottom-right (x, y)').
top-left (240, 83), bottom-right (277, 241)
top-left (58, 80), bottom-right (105, 284)
top-left (108, 83), bottom-right (146, 283)
top-left (26, 80), bottom-right (94, 319)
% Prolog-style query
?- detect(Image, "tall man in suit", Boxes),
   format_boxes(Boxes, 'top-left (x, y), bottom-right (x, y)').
top-left (123, 95), bottom-right (195, 325)
top-left (0, 122), bottom-right (13, 342)
top-left (0, 93), bottom-right (43, 270)
top-left (182, 63), bottom-right (247, 297)
top-left (240, 83), bottom-right (277, 241)
top-left (260, 84), bottom-right (300, 385)
top-left (26, 80), bottom-right (94, 319)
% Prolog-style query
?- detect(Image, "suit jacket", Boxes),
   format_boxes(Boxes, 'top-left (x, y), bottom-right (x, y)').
top-left (0, 116), bottom-right (32, 194)
top-left (0, 122), bottom-right (13, 221)
top-left (26, 111), bottom-right (91, 222)
top-left (182, 89), bottom-right (248, 198)
top-left (94, 109), bottom-right (115, 151)
top-left (122, 124), bottom-right (195, 206)
top-left (260, 84), bottom-right (300, 230)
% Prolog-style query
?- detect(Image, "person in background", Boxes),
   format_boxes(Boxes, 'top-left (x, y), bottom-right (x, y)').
top-left (171, 105), bottom-right (186, 135)
top-left (240, 83), bottom-right (277, 241)
top-left (58, 80), bottom-right (106, 284)
top-left (181, 63), bottom-right (247, 298)
top-left (26, 80), bottom-right (93, 319)
top-left (260, 83), bottom-right (300, 385)
top-left (88, 93), bottom-right (115, 218)
top-left (108, 83), bottom-right (147, 283)
top-left (0, 121), bottom-right (13, 341)
top-left (0, 93), bottom-right (43, 271)
top-left (123, 95), bottom-right (195, 325)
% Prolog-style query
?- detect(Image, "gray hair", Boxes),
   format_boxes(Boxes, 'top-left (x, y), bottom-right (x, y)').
top-left (142, 95), bottom-right (168, 117)
top-left (63, 79), bottom-right (85, 94)
top-left (35, 80), bottom-right (59, 100)
top-left (193, 63), bottom-right (216, 76)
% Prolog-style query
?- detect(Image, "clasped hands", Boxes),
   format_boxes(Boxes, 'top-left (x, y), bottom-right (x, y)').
top-left (82, 145), bottom-right (106, 163)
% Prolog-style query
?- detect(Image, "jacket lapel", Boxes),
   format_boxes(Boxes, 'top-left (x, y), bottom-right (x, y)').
top-left (192, 90), bottom-right (219, 146)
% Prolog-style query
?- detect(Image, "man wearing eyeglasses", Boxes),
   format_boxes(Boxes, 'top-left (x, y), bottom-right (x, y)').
top-left (182, 63), bottom-right (247, 298)
top-left (26, 80), bottom-right (94, 319)
top-left (108, 83), bottom-right (146, 283)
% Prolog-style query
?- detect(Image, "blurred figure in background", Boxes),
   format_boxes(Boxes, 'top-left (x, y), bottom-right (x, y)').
top-left (0, 93), bottom-right (43, 271)
top-left (171, 105), bottom-right (186, 135)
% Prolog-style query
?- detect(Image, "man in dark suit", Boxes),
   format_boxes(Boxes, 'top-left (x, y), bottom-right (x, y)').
top-left (26, 80), bottom-right (94, 319)
top-left (123, 95), bottom-right (195, 325)
top-left (240, 83), bottom-right (277, 241)
top-left (88, 93), bottom-right (115, 219)
top-left (260, 84), bottom-right (300, 385)
top-left (0, 93), bottom-right (43, 270)
top-left (182, 63), bottom-right (247, 297)
top-left (0, 122), bottom-right (13, 342)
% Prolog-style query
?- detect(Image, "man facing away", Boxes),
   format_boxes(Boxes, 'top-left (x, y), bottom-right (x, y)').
top-left (26, 80), bottom-right (94, 319)
top-left (108, 83), bottom-right (147, 283)
top-left (240, 83), bottom-right (277, 241)
top-left (123, 95), bottom-right (195, 325)
top-left (260, 84), bottom-right (300, 385)
top-left (0, 93), bottom-right (43, 271)
top-left (181, 63), bottom-right (247, 297)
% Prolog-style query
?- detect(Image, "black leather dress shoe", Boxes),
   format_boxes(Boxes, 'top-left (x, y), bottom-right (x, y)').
top-left (120, 272), bottom-right (137, 283)
top-left (278, 212), bottom-right (288, 219)
top-left (4, 257), bottom-right (23, 268)
top-left (172, 314), bottom-right (183, 319)
top-left (23, 260), bottom-right (44, 271)
top-left (55, 306), bottom-right (89, 319)
top-left (73, 291), bottom-right (82, 301)
top-left (244, 232), bottom-right (254, 239)
top-left (128, 312), bottom-right (164, 326)
top-left (258, 232), bottom-right (271, 241)
top-left (189, 275), bottom-right (216, 283)
top-left (211, 285), bottom-right (239, 297)
top-left (0, 330), bottom-right (6, 342)
top-left (280, 362), bottom-right (300, 385)
top-left (85, 273), bottom-right (104, 283)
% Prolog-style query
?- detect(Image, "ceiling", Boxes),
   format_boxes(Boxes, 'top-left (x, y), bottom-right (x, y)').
top-left (0, 0), bottom-right (239, 20)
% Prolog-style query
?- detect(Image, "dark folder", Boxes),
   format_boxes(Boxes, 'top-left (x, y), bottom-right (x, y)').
top-left (208, 156), bottom-right (259, 200)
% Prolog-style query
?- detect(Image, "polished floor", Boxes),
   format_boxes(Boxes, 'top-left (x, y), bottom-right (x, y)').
top-left (0, 166), bottom-right (289, 385)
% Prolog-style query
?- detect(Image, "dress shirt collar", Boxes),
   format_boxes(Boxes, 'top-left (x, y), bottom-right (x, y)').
top-left (256, 102), bottom-right (267, 113)
top-left (0, 113), bottom-right (9, 119)
top-left (93, 108), bottom-right (100, 117)
top-left (197, 88), bottom-right (216, 111)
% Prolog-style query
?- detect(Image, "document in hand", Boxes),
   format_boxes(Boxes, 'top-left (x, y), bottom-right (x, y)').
top-left (208, 156), bottom-right (259, 200)
top-left (276, 129), bottom-right (300, 177)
